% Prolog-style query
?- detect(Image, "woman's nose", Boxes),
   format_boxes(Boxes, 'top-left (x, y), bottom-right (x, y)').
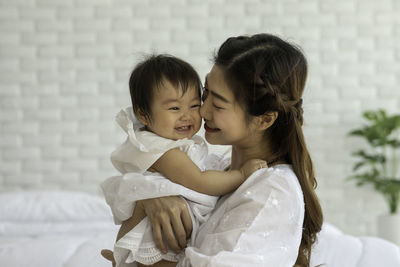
top-left (200, 97), bottom-right (211, 120)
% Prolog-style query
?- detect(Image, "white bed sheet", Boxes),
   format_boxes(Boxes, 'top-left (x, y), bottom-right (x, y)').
top-left (0, 191), bottom-right (399, 267)
top-left (311, 223), bottom-right (400, 267)
top-left (0, 233), bottom-right (117, 267)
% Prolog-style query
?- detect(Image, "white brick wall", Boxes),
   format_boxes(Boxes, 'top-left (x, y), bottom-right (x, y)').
top-left (1, 0), bottom-right (399, 237)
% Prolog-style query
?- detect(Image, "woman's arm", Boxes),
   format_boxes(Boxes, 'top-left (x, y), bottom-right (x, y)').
top-left (131, 170), bottom-right (304, 267)
top-left (152, 148), bottom-right (266, 196)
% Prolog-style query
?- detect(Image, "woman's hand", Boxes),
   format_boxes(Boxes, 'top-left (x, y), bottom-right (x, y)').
top-left (140, 196), bottom-right (192, 253)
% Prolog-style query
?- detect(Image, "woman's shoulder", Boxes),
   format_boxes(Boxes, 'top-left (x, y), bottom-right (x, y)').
top-left (207, 164), bottom-right (304, 243)
top-left (227, 164), bottom-right (304, 207)
top-left (257, 164), bottom-right (301, 190)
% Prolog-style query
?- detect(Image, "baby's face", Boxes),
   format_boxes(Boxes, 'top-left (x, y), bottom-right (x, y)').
top-left (142, 79), bottom-right (202, 141)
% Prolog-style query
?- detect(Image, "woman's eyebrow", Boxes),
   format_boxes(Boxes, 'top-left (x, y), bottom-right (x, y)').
top-left (211, 91), bottom-right (229, 103)
top-left (204, 75), bottom-right (229, 103)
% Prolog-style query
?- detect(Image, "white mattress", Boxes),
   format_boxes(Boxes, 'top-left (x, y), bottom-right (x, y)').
top-left (311, 223), bottom-right (400, 267)
top-left (0, 191), bottom-right (399, 267)
top-left (0, 191), bottom-right (118, 267)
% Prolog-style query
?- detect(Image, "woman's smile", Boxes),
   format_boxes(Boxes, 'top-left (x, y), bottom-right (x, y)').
top-left (203, 123), bottom-right (220, 133)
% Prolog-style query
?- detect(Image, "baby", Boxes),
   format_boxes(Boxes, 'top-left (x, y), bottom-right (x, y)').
top-left (101, 55), bottom-right (266, 266)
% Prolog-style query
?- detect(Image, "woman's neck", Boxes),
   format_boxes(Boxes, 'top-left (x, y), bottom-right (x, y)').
top-left (230, 137), bottom-right (276, 170)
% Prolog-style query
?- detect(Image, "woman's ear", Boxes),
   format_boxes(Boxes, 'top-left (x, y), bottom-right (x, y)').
top-left (136, 110), bottom-right (149, 126)
top-left (256, 112), bottom-right (278, 131)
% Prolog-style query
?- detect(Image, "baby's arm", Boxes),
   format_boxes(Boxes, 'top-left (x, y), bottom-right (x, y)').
top-left (151, 148), bottom-right (267, 196)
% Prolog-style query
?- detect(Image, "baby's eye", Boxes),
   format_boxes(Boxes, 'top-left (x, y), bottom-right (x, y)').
top-left (191, 104), bottom-right (201, 109)
top-left (169, 107), bottom-right (179, 111)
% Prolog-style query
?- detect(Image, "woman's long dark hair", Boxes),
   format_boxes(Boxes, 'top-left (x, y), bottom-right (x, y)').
top-left (215, 33), bottom-right (323, 267)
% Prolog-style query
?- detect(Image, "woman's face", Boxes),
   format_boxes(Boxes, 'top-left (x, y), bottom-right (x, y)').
top-left (200, 65), bottom-right (257, 146)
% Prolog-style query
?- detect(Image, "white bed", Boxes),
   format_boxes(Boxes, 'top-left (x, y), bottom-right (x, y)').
top-left (0, 191), bottom-right (119, 267)
top-left (0, 191), bottom-right (399, 267)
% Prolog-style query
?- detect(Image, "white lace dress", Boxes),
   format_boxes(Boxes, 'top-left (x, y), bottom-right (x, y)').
top-left (101, 108), bottom-right (222, 266)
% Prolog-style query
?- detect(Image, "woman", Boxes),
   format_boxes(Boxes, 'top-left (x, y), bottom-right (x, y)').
top-left (104, 33), bottom-right (323, 267)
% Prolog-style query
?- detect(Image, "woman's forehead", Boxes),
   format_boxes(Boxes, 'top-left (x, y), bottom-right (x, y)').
top-left (206, 65), bottom-right (250, 113)
top-left (205, 66), bottom-right (233, 100)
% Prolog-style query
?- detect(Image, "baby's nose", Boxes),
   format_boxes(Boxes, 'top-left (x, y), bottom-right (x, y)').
top-left (180, 111), bottom-right (192, 121)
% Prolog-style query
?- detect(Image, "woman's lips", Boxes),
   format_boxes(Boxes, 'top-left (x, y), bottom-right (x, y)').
top-left (204, 123), bottom-right (220, 132)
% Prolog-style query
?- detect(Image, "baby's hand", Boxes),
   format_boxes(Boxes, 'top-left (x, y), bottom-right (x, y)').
top-left (240, 159), bottom-right (268, 179)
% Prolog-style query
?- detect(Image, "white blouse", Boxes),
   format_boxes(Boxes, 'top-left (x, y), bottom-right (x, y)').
top-left (177, 164), bottom-right (305, 267)
top-left (103, 108), bottom-right (305, 267)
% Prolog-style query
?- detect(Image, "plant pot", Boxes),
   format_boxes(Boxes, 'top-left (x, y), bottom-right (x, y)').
top-left (377, 214), bottom-right (400, 246)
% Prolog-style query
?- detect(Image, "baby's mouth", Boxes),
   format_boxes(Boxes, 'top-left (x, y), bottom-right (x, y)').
top-left (175, 125), bottom-right (192, 132)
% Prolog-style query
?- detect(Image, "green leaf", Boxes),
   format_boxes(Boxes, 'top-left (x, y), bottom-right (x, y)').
top-left (349, 129), bottom-right (366, 137)
top-left (348, 109), bottom-right (400, 213)
top-left (351, 150), bottom-right (386, 164)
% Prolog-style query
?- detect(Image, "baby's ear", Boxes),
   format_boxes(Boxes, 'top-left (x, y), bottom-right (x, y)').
top-left (136, 109), bottom-right (149, 126)
top-left (256, 112), bottom-right (278, 131)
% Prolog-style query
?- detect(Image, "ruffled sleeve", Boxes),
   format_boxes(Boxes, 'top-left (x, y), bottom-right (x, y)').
top-left (110, 107), bottom-right (195, 174)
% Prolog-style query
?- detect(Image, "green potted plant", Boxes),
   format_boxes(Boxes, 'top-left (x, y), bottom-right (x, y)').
top-left (348, 109), bottom-right (400, 245)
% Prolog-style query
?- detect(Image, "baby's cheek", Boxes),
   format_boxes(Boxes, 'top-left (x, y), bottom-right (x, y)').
top-left (194, 111), bottom-right (202, 125)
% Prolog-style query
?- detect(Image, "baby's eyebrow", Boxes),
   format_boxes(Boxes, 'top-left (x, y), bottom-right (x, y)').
top-left (191, 95), bottom-right (201, 102)
top-left (161, 98), bottom-right (179, 105)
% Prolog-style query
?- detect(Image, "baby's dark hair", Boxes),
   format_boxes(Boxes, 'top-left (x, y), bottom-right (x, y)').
top-left (129, 54), bottom-right (202, 121)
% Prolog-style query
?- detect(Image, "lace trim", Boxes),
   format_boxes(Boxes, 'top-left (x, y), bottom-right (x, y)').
top-left (115, 234), bottom-right (179, 265)
top-left (122, 241), bottom-right (179, 265)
